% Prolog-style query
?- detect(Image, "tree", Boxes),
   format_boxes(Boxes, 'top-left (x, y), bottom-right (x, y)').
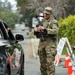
top-left (0, 0), bottom-right (18, 28)
top-left (16, 0), bottom-right (50, 27)
top-left (0, 12), bottom-right (18, 28)
top-left (16, 0), bottom-right (75, 28)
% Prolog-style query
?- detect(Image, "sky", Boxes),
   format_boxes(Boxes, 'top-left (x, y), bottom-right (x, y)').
top-left (2, 0), bottom-right (17, 5)
top-left (2, 0), bottom-right (17, 11)
top-left (8, 0), bottom-right (17, 11)
top-left (8, 0), bottom-right (17, 5)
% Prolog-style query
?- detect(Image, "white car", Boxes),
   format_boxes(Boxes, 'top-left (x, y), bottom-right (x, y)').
top-left (21, 25), bottom-right (25, 31)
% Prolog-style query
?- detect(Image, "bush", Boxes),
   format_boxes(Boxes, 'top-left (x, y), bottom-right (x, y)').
top-left (58, 15), bottom-right (75, 45)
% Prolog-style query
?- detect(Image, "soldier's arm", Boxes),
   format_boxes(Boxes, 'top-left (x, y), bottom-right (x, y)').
top-left (47, 20), bottom-right (58, 35)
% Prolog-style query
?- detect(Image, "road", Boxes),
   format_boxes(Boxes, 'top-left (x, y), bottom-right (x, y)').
top-left (13, 29), bottom-right (68, 75)
top-left (20, 39), bottom-right (67, 75)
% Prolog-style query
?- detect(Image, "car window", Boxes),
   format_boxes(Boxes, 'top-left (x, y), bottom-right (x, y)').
top-left (0, 21), bottom-right (8, 39)
top-left (0, 29), bottom-right (4, 39)
top-left (3, 22), bottom-right (15, 40)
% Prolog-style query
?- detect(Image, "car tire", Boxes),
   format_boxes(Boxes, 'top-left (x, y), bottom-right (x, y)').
top-left (20, 58), bottom-right (24, 75)
top-left (6, 68), bottom-right (10, 75)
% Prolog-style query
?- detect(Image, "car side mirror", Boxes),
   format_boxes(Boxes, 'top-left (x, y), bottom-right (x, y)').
top-left (15, 34), bottom-right (24, 42)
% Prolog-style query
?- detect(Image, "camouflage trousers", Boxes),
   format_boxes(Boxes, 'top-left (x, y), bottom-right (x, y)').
top-left (38, 40), bottom-right (57, 75)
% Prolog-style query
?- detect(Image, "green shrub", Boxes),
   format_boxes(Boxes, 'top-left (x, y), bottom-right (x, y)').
top-left (58, 15), bottom-right (75, 45)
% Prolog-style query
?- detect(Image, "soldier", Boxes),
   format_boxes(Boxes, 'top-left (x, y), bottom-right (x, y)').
top-left (34, 7), bottom-right (58, 75)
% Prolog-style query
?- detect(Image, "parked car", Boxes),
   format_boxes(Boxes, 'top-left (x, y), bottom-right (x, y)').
top-left (0, 20), bottom-right (24, 75)
top-left (21, 25), bottom-right (25, 31)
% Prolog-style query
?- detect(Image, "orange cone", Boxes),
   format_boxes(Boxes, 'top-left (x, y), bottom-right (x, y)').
top-left (67, 60), bottom-right (72, 75)
top-left (64, 54), bottom-right (70, 68)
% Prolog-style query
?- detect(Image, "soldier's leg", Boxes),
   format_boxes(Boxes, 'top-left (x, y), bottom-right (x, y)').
top-left (45, 43), bottom-right (56, 75)
top-left (38, 42), bottom-right (47, 75)
top-left (48, 62), bottom-right (55, 75)
top-left (40, 56), bottom-right (47, 75)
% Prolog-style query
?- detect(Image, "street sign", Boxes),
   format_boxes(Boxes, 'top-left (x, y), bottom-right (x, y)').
top-left (56, 38), bottom-right (73, 57)
top-left (55, 37), bottom-right (74, 66)
top-left (57, 38), bottom-right (66, 55)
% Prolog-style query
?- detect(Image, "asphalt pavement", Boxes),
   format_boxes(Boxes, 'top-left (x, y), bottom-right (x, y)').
top-left (25, 56), bottom-right (67, 75)
top-left (12, 29), bottom-right (68, 75)
top-left (20, 39), bottom-right (68, 75)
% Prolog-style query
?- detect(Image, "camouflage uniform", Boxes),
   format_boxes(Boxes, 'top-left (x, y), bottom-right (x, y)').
top-left (38, 13), bottom-right (58, 75)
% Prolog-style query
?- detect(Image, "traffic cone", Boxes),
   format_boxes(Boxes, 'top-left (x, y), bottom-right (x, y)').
top-left (64, 54), bottom-right (70, 68)
top-left (67, 60), bottom-right (72, 75)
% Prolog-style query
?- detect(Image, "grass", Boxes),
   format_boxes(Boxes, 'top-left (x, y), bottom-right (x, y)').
top-left (62, 49), bottom-right (67, 55)
top-left (62, 48), bottom-right (75, 55)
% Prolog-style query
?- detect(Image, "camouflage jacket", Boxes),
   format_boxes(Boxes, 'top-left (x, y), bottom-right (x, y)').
top-left (42, 17), bottom-right (58, 35)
